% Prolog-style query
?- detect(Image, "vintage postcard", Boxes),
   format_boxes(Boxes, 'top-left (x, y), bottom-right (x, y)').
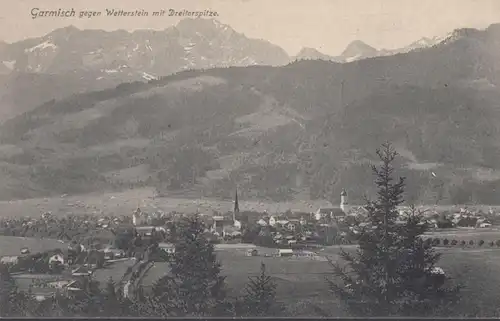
top-left (0, 0), bottom-right (498, 317)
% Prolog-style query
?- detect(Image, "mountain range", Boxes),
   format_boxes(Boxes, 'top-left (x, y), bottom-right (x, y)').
top-left (0, 20), bottom-right (499, 205)
top-left (293, 36), bottom-right (447, 62)
top-left (0, 19), bottom-right (291, 121)
top-left (0, 18), bottom-right (448, 122)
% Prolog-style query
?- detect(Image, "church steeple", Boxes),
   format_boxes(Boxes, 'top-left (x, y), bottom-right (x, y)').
top-left (232, 187), bottom-right (242, 230)
top-left (234, 188), bottom-right (240, 217)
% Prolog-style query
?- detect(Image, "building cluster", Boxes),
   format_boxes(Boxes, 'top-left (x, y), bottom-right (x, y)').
top-left (420, 207), bottom-right (495, 228)
top-left (5, 185), bottom-right (499, 303)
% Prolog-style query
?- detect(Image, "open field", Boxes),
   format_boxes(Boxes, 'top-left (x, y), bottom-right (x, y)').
top-left (3, 232), bottom-right (500, 316)
top-left (425, 228), bottom-right (500, 242)
top-left (1, 186), bottom-right (500, 219)
top-left (2, 186), bottom-right (500, 220)
top-left (0, 188), bottom-right (334, 218)
top-left (135, 246), bottom-right (500, 317)
top-left (0, 235), bottom-right (65, 257)
top-left (93, 258), bottom-right (136, 286)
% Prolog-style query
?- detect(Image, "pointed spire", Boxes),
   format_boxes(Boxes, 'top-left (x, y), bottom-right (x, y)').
top-left (234, 187), bottom-right (240, 217)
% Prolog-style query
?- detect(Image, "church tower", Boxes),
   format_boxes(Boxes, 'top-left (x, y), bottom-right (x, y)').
top-left (340, 189), bottom-right (348, 212)
top-left (132, 207), bottom-right (141, 226)
top-left (233, 187), bottom-right (241, 230)
top-left (234, 188), bottom-right (239, 217)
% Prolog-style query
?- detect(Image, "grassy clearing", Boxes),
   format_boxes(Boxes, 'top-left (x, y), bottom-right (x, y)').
top-left (0, 235), bottom-right (65, 257)
top-left (92, 258), bottom-right (136, 286)
top-left (135, 246), bottom-right (500, 317)
top-left (425, 228), bottom-right (500, 243)
top-left (0, 188), bottom-right (333, 218)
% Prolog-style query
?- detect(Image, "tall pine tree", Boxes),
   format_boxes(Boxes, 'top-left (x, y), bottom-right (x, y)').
top-left (0, 263), bottom-right (17, 317)
top-left (102, 276), bottom-right (123, 316)
top-left (240, 262), bottom-right (280, 316)
top-left (328, 142), bottom-right (461, 317)
top-left (153, 214), bottom-right (229, 317)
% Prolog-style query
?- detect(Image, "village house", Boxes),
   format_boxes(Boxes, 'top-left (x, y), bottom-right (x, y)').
top-left (211, 215), bottom-right (227, 236)
top-left (71, 266), bottom-right (92, 277)
top-left (132, 207), bottom-right (149, 226)
top-left (287, 219), bottom-right (300, 231)
top-left (277, 249), bottom-right (294, 257)
top-left (315, 207), bottom-right (346, 221)
top-left (223, 225), bottom-right (242, 238)
top-left (103, 247), bottom-right (125, 260)
top-left (246, 249), bottom-right (258, 256)
top-left (32, 288), bottom-right (57, 302)
top-left (210, 188), bottom-right (243, 237)
top-left (135, 226), bottom-right (166, 237)
top-left (48, 251), bottom-right (65, 266)
top-left (257, 218), bottom-right (268, 226)
top-left (0, 255), bottom-right (19, 265)
top-left (158, 243), bottom-right (175, 254)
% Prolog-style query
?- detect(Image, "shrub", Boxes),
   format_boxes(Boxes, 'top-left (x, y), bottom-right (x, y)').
top-left (433, 238), bottom-right (441, 246)
top-left (469, 240), bottom-right (474, 246)
top-left (125, 266), bottom-right (133, 275)
top-left (443, 239), bottom-right (449, 246)
top-left (460, 240), bottom-right (466, 246)
top-left (490, 241), bottom-right (495, 247)
top-left (424, 238), bottom-right (432, 246)
top-left (451, 240), bottom-right (458, 246)
top-left (479, 240), bottom-right (485, 246)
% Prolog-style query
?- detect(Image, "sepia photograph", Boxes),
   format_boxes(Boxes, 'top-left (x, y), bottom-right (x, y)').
top-left (0, 0), bottom-right (499, 317)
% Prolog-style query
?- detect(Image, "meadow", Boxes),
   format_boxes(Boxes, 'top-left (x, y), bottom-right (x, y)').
top-left (0, 235), bottom-right (65, 257)
top-left (0, 188), bottom-right (332, 218)
top-left (93, 258), bottom-right (136, 286)
top-left (135, 245), bottom-right (500, 317)
top-left (425, 228), bottom-right (500, 243)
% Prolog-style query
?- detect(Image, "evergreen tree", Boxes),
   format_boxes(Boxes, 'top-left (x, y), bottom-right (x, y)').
top-left (71, 276), bottom-right (103, 316)
top-left (153, 214), bottom-right (229, 316)
top-left (328, 142), bottom-right (462, 317)
top-left (9, 290), bottom-right (34, 317)
top-left (0, 263), bottom-right (17, 316)
top-left (48, 291), bottom-right (73, 317)
top-left (102, 277), bottom-right (123, 316)
top-left (105, 277), bottom-right (117, 299)
top-left (241, 262), bottom-right (280, 316)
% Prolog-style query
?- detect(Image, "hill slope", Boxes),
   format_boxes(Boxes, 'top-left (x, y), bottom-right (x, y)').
top-left (1, 24), bottom-right (500, 204)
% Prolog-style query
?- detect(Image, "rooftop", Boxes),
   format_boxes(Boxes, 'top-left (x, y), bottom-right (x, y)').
top-left (317, 207), bottom-right (346, 216)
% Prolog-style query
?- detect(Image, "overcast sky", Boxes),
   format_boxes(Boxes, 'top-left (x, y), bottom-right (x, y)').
top-left (1, 0), bottom-right (500, 55)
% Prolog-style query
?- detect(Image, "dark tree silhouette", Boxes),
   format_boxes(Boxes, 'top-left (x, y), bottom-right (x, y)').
top-left (328, 142), bottom-right (462, 317)
top-left (240, 262), bottom-right (281, 316)
top-left (152, 215), bottom-right (230, 317)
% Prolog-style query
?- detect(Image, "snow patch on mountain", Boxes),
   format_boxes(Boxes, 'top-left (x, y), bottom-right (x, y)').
top-left (141, 72), bottom-right (156, 81)
top-left (2, 60), bottom-right (15, 70)
top-left (344, 54), bottom-right (362, 62)
top-left (24, 41), bottom-right (57, 53)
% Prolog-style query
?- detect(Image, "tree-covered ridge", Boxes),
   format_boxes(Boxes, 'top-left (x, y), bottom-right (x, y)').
top-left (1, 24), bottom-right (500, 203)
